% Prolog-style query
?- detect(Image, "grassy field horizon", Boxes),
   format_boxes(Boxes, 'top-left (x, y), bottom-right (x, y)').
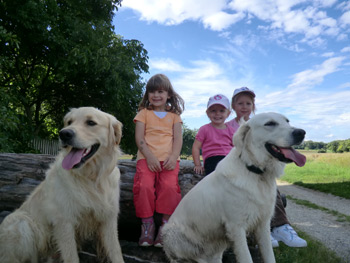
top-left (281, 151), bottom-right (350, 199)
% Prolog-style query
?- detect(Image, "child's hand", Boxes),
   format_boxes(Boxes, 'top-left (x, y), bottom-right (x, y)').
top-left (146, 155), bottom-right (161, 172)
top-left (193, 165), bottom-right (204, 175)
top-left (163, 155), bottom-right (177, 170)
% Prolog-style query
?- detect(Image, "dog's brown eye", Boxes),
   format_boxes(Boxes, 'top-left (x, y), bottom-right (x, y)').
top-left (67, 120), bottom-right (72, 125)
top-left (265, 121), bottom-right (277, 126)
top-left (87, 120), bottom-right (97, 126)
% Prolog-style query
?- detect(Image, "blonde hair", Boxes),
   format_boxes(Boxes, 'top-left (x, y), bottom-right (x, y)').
top-left (231, 92), bottom-right (256, 113)
top-left (138, 74), bottom-right (185, 115)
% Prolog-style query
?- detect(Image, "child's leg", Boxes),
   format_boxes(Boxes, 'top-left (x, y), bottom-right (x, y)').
top-left (133, 159), bottom-right (157, 218)
top-left (154, 162), bottom-right (181, 247)
top-left (155, 161), bottom-right (181, 216)
top-left (133, 159), bottom-right (157, 246)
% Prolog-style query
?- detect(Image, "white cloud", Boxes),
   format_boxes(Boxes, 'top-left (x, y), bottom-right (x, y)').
top-left (121, 0), bottom-right (232, 29)
top-left (288, 57), bottom-right (345, 89)
top-left (314, 0), bottom-right (337, 8)
top-left (321, 52), bottom-right (335, 57)
top-left (339, 11), bottom-right (350, 27)
top-left (337, 1), bottom-right (350, 11)
top-left (338, 82), bottom-right (350, 89)
top-left (341, 46), bottom-right (350, 52)
top-left (150, 58), bottom-right (185, 72)
top-left (337, 33), bottom-right (348, 41)
top-left (253, 56), bottom-right (350, 142)
top-left (121, 0), bottom-right (344, 48)
top-left (202, 12), bottom-right (245, 31)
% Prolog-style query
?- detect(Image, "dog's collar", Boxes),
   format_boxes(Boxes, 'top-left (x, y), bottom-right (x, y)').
top-left (246, 164), bottom-right (265, 174)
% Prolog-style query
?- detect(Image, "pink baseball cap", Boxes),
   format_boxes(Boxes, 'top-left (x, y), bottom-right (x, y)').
top-left (207, 94), bottom-right (230, 109)
top-left (232, 87), bottom-right (255, 99)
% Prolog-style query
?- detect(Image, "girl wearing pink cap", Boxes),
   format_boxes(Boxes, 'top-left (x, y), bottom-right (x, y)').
top-left (192, 94), bottom-right (235, 176)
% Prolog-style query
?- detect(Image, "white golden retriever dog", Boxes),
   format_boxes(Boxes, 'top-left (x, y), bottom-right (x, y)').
top-left (0, 107), bottom-right (125, 263)
top-left (162, 112), bottom-right (306, 263)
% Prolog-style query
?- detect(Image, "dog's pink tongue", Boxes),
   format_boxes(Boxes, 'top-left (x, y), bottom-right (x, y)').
top-left (62, 148), bottom-right (84, 170)
top-left (280, 148), bottom-right (306, 167)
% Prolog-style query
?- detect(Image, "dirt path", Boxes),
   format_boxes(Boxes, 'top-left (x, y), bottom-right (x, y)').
top-left (277, 180), bottom-right (350, 263)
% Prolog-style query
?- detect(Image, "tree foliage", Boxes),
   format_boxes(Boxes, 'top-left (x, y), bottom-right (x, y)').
top-left (181, 123), bottom-right (197, 158)
top-left (295, 139), bottom-right (350, 153)
top-left (0, 0), bottom-right (148, 154)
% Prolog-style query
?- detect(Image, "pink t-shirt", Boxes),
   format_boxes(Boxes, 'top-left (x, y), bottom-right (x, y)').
top-left (226, 118), bottom-right (240, 131)
top-left (195, 123), bottom-right (236, 162)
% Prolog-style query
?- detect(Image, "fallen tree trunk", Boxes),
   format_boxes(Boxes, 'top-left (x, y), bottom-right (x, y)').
top-left (0, 153), bottom-right (261, 263)
top-left (0, 153), bottom-right (202, 226)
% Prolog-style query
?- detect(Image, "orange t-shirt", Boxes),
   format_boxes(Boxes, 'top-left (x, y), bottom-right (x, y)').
top-left (134, 109), bottom-right (182, 161)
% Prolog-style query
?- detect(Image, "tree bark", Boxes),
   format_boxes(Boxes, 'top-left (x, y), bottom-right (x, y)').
top-left (0, 153), bottom-right (261, 263)
top-left (0, 153), bottom-right (201, 224)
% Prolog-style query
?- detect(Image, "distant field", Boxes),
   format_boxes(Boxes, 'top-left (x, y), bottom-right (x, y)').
top-left (120, 154), bottom-right (133, 160)
top-left (281, 151), bottom-right (350, 199)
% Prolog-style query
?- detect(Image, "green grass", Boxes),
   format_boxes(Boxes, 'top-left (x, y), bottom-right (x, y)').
top-left (281, 152), bottom-right (350, 199)
top-left (278, 151), bottom-right (349, 262)
top-left (274, 229), bottom-right (343, 263)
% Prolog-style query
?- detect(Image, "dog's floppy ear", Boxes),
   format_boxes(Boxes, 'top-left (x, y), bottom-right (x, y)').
top-left (233, 122), bottom-right (251, 152)
top-left (112, 119), bottom-right (123, 145)
top-left (107, 113), bottom-right (123, 145)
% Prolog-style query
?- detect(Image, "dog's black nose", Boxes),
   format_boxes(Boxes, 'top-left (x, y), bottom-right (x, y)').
top-left (292, 129), bottom-right (306, 144)
top-left (59, 129), bottom-right (75, 143)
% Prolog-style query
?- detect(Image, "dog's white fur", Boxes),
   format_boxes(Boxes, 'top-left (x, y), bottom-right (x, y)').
top-left (0, 107), bottom-right (125, 263)
top-left (162, 112), bottom-right (306, 263)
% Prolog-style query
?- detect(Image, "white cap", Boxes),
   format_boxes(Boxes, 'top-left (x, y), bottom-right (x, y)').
top-left (233, 87), bottom-right (255, 99)
top-left (207, 94), bottom-right (230, 109)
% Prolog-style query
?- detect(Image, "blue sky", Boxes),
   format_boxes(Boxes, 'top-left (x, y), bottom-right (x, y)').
top-left (113, 0), bottom-right (350, 143)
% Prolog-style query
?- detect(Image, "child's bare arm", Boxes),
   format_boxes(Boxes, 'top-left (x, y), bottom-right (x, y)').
top-left (135, 121), bottom-right (161, 172)
top-left (163, 122), bottom-right (183, 170)
top-left (192, 139), bottom-right (204, 174)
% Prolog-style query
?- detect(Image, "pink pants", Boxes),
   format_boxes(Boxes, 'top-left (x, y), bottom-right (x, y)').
top-left (133, 159), bottom-right (181, 218)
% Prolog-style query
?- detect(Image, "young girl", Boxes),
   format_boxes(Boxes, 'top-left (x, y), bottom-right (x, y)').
top-left (192, 94), bottom-right (235, 176)
top-left (133, 73), bottom-right (184, 247)
top-left (227, 87), bottom-right (307, 248)
top-left (226, 86), bottom-right (256, 129)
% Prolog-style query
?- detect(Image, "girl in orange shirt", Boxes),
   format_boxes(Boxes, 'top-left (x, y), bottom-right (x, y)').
top-left (133, 74), bottom-right (184, 247)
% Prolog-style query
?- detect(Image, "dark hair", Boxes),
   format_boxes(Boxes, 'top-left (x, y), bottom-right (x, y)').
top-left (138, 74), bottom-right (185, 115)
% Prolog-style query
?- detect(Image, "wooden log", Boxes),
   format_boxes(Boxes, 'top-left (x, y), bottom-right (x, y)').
top-left (0, 153), bottom-right (201, 224)
top-left (0, 153), bottom-right (261, 263)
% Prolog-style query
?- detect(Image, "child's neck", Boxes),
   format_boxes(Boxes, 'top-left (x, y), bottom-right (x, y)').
top-left (152, 105), bottom-right (166, 112)
top-left (211, 122), bottom-right (226, 129)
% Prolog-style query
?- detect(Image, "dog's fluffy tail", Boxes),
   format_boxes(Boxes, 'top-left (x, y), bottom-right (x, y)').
top-left (0, 210), bottom-right (47, 263)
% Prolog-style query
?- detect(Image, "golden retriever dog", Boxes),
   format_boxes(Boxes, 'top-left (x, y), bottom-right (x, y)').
top-left (162, 112), bottom-right (306, 263)
top-left (0, 107), bottom-right (125, 263)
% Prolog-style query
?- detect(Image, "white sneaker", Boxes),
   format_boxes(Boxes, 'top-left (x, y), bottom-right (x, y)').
top-left (271, 224), bottom-right (307, 247)
top-left (271, 234), bottom-right (279, 248)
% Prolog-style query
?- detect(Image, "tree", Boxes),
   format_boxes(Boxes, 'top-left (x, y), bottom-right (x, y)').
top-left (327, 141), bottom-right (339, 153)
top-left (0, 0), bottom-right (148, 154)
top-left (181, 124), bottom-right (197, 158)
